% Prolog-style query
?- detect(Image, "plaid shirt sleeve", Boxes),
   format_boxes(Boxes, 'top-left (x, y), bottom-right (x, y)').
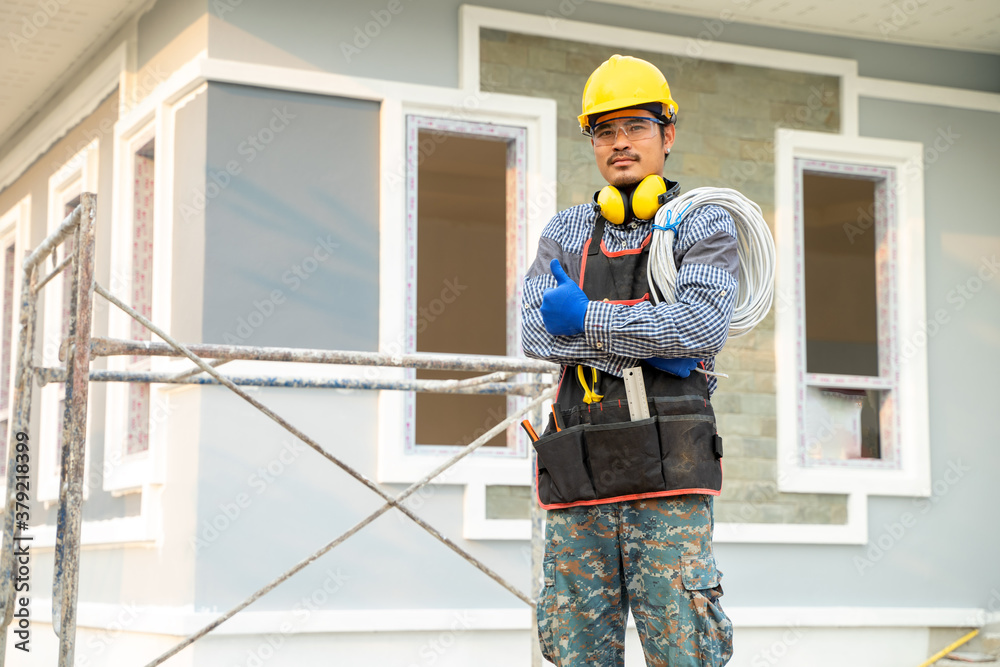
top-left (521, 203), bottom-right (739, 394)
top-left (521, 206), bottom-right (612, 368)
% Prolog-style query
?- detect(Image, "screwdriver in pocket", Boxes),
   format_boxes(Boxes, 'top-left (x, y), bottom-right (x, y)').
top-left (521, 420), bottom-right (540, 442)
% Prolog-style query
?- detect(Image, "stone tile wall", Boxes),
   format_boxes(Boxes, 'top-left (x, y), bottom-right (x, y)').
top-left (482, 29), bottom-right (847, 524)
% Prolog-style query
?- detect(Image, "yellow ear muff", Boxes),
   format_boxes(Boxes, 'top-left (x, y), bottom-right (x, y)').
top-left (595, 176), bottom-right (667, 224)
top-left (596, 186), bottom-right (626, 225)
top-left (632, 175), bottom-right (668, 220)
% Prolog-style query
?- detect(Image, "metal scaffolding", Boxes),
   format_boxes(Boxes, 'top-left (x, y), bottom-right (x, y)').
top-left (0, 194), bottom-right (557, 666)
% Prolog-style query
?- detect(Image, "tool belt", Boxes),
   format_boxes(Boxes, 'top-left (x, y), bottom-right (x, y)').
top-left (533, 196), bottom-right (724, 509)
top-left (534, 362), bottom-right (723, 509)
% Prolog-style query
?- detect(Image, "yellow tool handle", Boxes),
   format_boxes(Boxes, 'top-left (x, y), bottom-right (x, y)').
top-left (576, 365), bottom-right (604, 404)
top-left (916, 629), bottom-right (978, 667)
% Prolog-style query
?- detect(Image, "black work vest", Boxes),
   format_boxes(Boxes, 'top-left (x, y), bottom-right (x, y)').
top-left (534, 210), bottom-right (724, 509)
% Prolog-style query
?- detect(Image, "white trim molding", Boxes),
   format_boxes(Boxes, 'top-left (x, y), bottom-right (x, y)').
top-left (462, 489), bottom-right (872, 545)
top-left (28, 485), bottom-right (161, 549)
top-left (26, 599), bottom-right (994, 636)
top-left (774, 128), bottom-right (930, 498)
top-left (462, 482), bottom-right (532, 541)
top-left (0, 195), bottom-right (31, 499)
top-left (104, 119), bottom-right (162, 494)
top-left (857, 77), bottom-right (1000, 114)
top-left (398, 115), bottom-right (528, 459)
top-left (377, 112), bottom-right (541, 485)
top-left (372, 83), bottom-right (556, 486)
top-left (101, 79), bottom-right (210, 496)
top-left (716, 492), bottom-right (868, 544)
top-left (460, 5), bottom-right (862, 136)
top-left (37, 141), bottom-right (99, 504)
top-left (727, 606), bottom-right (995, 629)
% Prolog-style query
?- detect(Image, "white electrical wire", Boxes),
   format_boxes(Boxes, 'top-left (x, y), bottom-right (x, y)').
top-left (646, 187), bottom-right (775, 338)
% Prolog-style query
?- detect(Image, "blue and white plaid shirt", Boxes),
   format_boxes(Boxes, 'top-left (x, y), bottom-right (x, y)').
top-left (521, 202), bottom-right (739, 396)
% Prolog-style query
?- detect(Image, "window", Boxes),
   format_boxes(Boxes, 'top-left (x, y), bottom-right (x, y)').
top-left (376, 107), bottom-right (546, 488)
top-left (54, 194), bottom-right (81, 469)
top-left (0, 197), bottom-right (28, 492)
top-left (402, 117), bottom-right (527, 458)
top-left (126, 139), bottom-right (155, 456)
top-left (412, 129), bottom-right (509, 451)
top-left (799, 169), bottom-right (889, 464)
top-left (775, 129), bottom-right (930, 497)
top-left (0, 242), bottom-right (15, 439)
top-left (104, 126), bottom-right (164, 493)
top-left (38, 141), bottom-right (98, 502)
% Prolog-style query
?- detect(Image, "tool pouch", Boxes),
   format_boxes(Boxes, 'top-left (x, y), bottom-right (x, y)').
top-left (533, 198), bottom-right (724, 509)
top-left (533, 394), bottom-right (723, 510)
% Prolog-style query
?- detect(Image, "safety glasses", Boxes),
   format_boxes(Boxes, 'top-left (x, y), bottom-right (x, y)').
top-left (586, 117), bottom-right (667, 146)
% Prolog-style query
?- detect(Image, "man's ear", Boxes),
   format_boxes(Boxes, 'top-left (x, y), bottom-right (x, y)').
top-left (662, 122), bottom-right (676, 154)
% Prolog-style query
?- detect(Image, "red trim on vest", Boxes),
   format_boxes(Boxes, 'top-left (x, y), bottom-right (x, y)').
top-left (579, 238), bottom-right (591, 287)
top-left (600, 233), bottom-right (652, 257)
top-left (555, 366), bottom-right (568, 398)
top-left (606, 293), bottom-right (650, 306)
top-left (533, 456), bottom-right (723, 510)
top-left (581, 235), bottom-right (649, 305)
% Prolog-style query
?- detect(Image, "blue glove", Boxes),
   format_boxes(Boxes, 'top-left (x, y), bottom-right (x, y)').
top-left (647, 357), bottom-right (701, 378)
top-left (540, 259), bottom-right (589, 336)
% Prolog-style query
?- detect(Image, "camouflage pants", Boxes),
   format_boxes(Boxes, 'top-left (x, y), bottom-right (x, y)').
top-left (537, 495), bottom-right (732, 666)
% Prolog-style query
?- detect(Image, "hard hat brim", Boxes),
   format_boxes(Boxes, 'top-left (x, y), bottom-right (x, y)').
top-left (578, 98), bottom-right (677, 132)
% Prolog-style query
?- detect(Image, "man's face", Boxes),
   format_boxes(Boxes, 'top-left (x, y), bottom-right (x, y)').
top-left (591, 109), bottom-right (675, 187)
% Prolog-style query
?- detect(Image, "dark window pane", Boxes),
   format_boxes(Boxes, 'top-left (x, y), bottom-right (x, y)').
top-left (415, 131), bottom-right (508, 447)
top-left (802, 172), bottom-right (879, 376)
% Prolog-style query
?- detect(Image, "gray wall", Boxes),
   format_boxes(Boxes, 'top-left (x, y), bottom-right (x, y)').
top-left (194, 82), bottom-right (531, 610)
top-left (717, 100), bottom-right (1000, 610)
top-left (137, 0), bottom-right (207, 70)
top-left (203, 0), bottom-right (1000, 93)
top-left (134, 0), bottom-right (1000, 615)
top-left (201, 83), bottom-right (379, 350)
top-left (193, 387), bottom-right (531, 610)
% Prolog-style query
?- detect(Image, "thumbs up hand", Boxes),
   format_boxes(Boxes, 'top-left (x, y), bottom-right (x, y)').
top-left (541, 259), bottom-right (589, 336)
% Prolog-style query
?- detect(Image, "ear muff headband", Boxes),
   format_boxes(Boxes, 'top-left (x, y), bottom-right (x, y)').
top-left (594, 175), bottom-right (669, 224)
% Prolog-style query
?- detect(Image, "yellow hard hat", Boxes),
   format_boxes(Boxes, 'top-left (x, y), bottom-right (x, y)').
top-left (578, 55), bottom-right (678, 133)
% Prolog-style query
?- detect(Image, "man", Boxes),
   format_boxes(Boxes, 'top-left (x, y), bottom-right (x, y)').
top-left (521, 54), bottom-right (736, 666)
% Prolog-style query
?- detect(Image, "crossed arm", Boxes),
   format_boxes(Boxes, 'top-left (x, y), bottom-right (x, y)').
top-left (520, 204), bottom-right (739, 378)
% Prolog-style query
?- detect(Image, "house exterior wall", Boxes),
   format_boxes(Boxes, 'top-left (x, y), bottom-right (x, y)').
top-left (851, 97), bottom-right (1000, 600)
top-left (0, 92), bottom-right (128, 529)
top-left (136, 0), bottom-right (208, 99)
top-left (190, 80), bottom-right (534, 614)
top-left (718, 95), bottom-right (1000, 613)
top-left (201, 0), bottom-right (1000, 93)
top-left (2, 1), bottom-right (999, 665)
top-left (0, 88), bottom-right (203, 662)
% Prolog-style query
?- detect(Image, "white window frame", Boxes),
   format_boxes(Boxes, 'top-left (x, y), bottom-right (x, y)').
top-left (399, 115), bottom-right (528, 459)
top-left (38, 141), bottom-right (99, 503)
top-left (104, 119), bottom-right (170, 493)
top-left (0, 196), bottom-right (31, 500)
top-left (774, 128), bottom-right (930, 497)
top-left (376, 95), bottom-right (555, 488)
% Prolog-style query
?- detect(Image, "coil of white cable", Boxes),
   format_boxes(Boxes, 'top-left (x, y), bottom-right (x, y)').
top-left (646, 187), bottom-right (775, 338)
